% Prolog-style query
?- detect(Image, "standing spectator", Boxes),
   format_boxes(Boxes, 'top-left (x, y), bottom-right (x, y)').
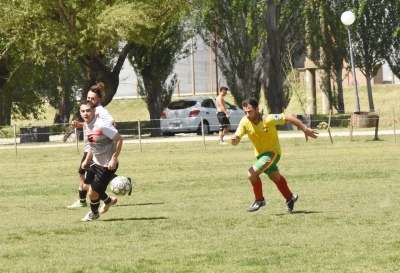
top-left (79, 99), bottom-right (123, 221)
top-left (216, 86), bottom-right (231, 144)
top-left (230, 98), bottom-right (318, 212)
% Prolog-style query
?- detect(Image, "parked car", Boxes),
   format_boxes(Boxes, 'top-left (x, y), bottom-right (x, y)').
top-left (160, 97), bottom-right (244, 136)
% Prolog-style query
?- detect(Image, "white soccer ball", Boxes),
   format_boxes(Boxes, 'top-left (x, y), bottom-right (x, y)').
top-left (110, 176), bottom-right (132, 196)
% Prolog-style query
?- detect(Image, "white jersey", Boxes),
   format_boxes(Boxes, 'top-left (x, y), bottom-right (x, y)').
top-left (95, 104), bottom-right (114, 123)
top-left (84, 104), bottom-right (114, 152)
top-left (83, 116), bottom-right (118, 167)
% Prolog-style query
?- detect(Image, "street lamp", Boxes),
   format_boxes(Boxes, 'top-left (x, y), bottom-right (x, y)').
top-left (341, 10), bottom-right (360, 112)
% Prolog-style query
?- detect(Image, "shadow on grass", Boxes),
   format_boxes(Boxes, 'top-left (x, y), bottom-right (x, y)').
top-left (116, 202), bottom-right (165, 207)
top-left (102, 216), bottom-right (168, 222)
top-left (273, 210), bottom-right (321, 216)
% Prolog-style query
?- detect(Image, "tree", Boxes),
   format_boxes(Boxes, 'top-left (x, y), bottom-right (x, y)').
top-left (384, 0), bottom-right (400, 80)
top-left (348, 0), bottom-right (397, 112)
top-left (305, 0), bottom-right (348, 113)
top-left (196, 0), bottom-right (266, 105)
top-left (128, 18), bottom-right (191, 137)
top-left (0, 0), bottom-right (187, 127)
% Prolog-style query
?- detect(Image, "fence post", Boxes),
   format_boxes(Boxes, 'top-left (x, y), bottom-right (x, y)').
top-left (393, 107), bottom-right (396, 142)
top-left (75, 128), bottom-right (79, 155)
top-left (201, 117), bottom-right (206, 149)
top-left (13, 124), bottom-right (17, 156)
top-left (138, 119), bottom-right (142, 152)
top-left (328, 110), bottom-right (333, 144)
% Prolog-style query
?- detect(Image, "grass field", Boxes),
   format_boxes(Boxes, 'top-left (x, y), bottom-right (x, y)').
top-left (1, 134), bottom-right (399, 272)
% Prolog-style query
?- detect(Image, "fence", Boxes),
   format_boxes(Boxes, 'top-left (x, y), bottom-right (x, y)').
top-left (1, 109), bottom-right (400, 155)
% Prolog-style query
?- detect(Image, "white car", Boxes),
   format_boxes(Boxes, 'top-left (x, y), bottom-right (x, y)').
top-left (160, 97), bottom-right (244, 136)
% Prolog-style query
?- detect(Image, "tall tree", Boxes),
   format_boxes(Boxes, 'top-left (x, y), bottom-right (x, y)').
top-left (196, 0), bottom-right (266, 105)
top-left (128, 17), bottom-right (190, 137)
top-left (305, 0), bottom-right (347, 113)
top-left (348, 0), bottom-right (397, 112)
top-left (384, 0), bottom-right (400, 80)
top-left (263, 0), bottom-right (306, 113)
top-left (0, 0), bottom-right (187, 126)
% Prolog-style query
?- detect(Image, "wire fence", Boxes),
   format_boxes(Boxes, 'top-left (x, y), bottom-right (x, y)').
top-left (1, 108), bottom-right (400, 155)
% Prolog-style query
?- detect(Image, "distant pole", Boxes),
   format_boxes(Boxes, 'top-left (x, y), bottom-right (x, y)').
top-left (209, 34), bottom-right (214, 94)
top-left (177, 80), bottom-right (181, 97)
top-left (214, 11), bottom-right (219, 95)
top-left (341, 11), bottom-right (360, 112)
top-left (190, 36), bottom-right (195, 95)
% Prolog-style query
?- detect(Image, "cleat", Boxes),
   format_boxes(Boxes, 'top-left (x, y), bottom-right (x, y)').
top-left (220, 141), bottom-right (227, 145)
top-left (67, 200), bottom-right (87, 208)
top-left (247, 198), bottom-right (266, 212)
top-left (81, 211), bottom-right (99, 221)
top-left (99, 197), bottom-right (117, 214)
top-left (127, 177), bottom-right (132, 196)
top-left (286, 193), bottom-right (298, 213)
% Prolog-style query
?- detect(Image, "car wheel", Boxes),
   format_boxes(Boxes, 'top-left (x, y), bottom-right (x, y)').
top-left (196, 121), bottom-right (210, 135)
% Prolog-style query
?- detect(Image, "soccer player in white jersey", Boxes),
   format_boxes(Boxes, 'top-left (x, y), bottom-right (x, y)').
top-left (79, 99), bottom-right (123, 221)
top-left (68, 82), bottom-right (116, 208)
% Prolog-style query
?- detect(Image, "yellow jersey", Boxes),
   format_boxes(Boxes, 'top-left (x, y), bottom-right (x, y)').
top-left (235, 113), bottom-right (286, 157)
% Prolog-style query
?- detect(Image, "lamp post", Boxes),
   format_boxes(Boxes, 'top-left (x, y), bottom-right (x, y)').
top-left (341, 10), bottom-right (360, 112)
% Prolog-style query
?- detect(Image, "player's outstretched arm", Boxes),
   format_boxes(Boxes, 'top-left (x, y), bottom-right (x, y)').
top-left (71, 120), bottom-right (84, 128)
top-left (285, 114), bottom-right (318, 141)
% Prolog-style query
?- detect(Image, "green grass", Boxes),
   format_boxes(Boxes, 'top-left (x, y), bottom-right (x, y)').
top-left (1, 135), bottom-right (400, 272)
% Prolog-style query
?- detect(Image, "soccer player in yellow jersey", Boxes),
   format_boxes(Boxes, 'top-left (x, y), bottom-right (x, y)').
top-left (231, 98), bottom-right (318, 212)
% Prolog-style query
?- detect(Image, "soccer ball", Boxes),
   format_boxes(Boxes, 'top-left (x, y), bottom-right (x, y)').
top-left (110, 176), bottom-right (132, 196)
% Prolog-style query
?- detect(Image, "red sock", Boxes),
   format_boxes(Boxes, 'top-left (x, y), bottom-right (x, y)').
top-left (251, 178), bottom-right (264, 200)
top-left (274, 175), bottom-right (292, 201)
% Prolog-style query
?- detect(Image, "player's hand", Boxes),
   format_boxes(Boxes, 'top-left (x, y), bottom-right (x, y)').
top-left (226, 114), bottom-right (230, 119)
top-left (230, 135), bottom-right (240, 145)
top-left (303, 128), bottom-right (319, 141)
top-left (108, 158), bottom-right (117, 170)
top-left (71, 120), bottom-right (80, 128)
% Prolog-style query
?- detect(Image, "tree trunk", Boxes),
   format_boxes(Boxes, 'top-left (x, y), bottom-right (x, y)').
top-left (365, 70), bottom-right (375, 112)
top-left (79, 56), bottom-right (120, 107)
top-left (336, 65), bottom-right (345, 113)
top-left (0, 97), bottom-right (12, 126)
top-left (320, 68), bottom-right (332, 114)
top-left (142, 79), bottom-right (163, 137)
top-left (264, 0), bottom-right (284, 113)
top-left (53, 83), bottom-right (72, 126)
top-left (0, 63), bottom-right (10, 126)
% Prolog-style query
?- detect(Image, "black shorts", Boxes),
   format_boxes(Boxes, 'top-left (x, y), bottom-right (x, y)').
top-left (217, 112), bottom-right (230, 129)
top-left (87, 163), bottom-right (118, 194)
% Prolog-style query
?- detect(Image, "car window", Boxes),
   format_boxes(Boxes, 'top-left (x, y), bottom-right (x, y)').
top-left (168, 100), bottom-right (196, 110)
top-left (201, 99), bottom-right (216, 108)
